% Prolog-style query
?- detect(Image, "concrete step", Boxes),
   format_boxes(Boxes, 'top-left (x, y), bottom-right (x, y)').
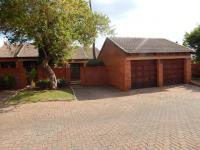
top-left (190, 79), bottom-right (200, 87)
top-left (70, 81), bottom-right (81, 85)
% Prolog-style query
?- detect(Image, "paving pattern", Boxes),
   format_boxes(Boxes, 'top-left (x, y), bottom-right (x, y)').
top-left (1, 85), bottom-right (200, 150)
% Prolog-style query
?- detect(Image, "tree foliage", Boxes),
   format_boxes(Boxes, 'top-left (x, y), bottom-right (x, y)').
top-left (0, 0), bottom-right (97, 61)
top-left (0, 0), bottom-right (113, 88)
top-left (183, 25), bottom-right (200, 63)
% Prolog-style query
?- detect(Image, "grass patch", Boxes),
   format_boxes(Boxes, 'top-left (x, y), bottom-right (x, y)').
top-left (5, 89), bottom-right (74, 105)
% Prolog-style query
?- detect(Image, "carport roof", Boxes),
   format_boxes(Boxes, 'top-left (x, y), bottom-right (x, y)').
top-left (109, 37), bottom-right (193, 53)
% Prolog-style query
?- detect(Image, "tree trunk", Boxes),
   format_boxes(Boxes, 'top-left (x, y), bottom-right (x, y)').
top-left (89, 0), bottom-right (96, 60)
top-left (42, 59), bottom-right (57, 89)
top-left (93, 42), bottom-right (96, 59)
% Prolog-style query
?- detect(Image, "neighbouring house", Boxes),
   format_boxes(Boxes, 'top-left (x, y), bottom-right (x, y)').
top-left (0, 43), bottom-right (38, 88)
top-left (99, 37), bottom-right (192, 91)
top-left (68, 47), bottom-right (99, 81)
top-left (0, 42), bottom-right (99, 88)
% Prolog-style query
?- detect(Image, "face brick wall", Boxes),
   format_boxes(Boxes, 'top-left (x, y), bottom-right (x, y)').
top-left (99, 39), bottom-right (192, 91)
top-left (0, 58), bottom-right (71, 89)
top-left (80, 66), bottom-right (108, 86)
top-left (99, 39), bottom-right (129, 91)
top-left (37, 67), bottom-right (71, 81)
top-left (0, 58), bottom-right (26, 89)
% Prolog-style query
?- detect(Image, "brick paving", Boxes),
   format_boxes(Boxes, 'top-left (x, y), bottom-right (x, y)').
top-left (1, 85), bottom-right (200, 150)
top-left (191, 79), bottom-right (200, 87)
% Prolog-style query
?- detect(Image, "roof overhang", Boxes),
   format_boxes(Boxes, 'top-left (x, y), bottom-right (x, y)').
top-left (126, 54), bottom-right (191, 60)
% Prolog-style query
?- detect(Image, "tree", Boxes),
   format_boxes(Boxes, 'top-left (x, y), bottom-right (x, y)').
top-left (0, 0), bottom-right (111, 89)
top-left (183, 25), bottom-right (200, 63)
top-left (88, 0), bottom-right (114, 59)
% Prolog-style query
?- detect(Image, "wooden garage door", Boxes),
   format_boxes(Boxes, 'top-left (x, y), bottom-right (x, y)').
top-left (131, 60), bottom-right (157, 89)
top-left (163, 59), bottom-right (184, 85)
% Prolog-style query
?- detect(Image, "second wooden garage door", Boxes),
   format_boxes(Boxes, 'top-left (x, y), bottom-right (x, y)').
top-left (163, 59), bottom-right (184, 85)
top-left (131, 60), bottom-right (157, 89)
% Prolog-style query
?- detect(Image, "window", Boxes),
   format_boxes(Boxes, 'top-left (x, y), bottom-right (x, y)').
top-left (23, 61), bottom-right (38, 68)
top-left (0, 62), bottom-right (16, 68)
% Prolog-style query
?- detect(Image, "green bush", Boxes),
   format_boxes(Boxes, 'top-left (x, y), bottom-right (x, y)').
top-left (57, 79), bottom-right (69, 88)
top-left (0, 74), bottom-right (16, 90)
top-left (36, 80), bottom-right (50, 89)
top-left (86, 59), bottom-right (104, 67)
top-left (30, 68), bottom-right (37, 82)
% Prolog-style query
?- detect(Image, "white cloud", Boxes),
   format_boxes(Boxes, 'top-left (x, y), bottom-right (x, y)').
top-left (92, 0), bottom-right (114, 5)
top-left (96, 0), bottom-right (200, 49)
top-left (113, 0), bottom-right (200, 43)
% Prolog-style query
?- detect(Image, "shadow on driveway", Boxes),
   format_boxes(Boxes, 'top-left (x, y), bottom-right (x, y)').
top-left (73, 84), bottom-right (200, 101)
top-left (0, 91), bottom-right (18, 113)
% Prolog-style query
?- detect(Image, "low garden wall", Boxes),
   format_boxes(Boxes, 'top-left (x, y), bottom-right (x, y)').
top-left (80, 66), bottom-right (108, 86)
top-left (192, 64), bottom-right (200, 77)
top-left (37, 67), bottom-right (71, 81)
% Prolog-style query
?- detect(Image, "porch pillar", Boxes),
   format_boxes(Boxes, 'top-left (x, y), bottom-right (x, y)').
top-left (184, 58), bottom-right (191, 84)
top-left (157, 59), bottom-right (163, 87)
top-left (16, 60), bottom-right (27, 88)
top-left (124, 60), bottom-right (131, 91)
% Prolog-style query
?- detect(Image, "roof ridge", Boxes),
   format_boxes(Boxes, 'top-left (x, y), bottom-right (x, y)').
top-left (135, 38), bottom-right (149, 50)
top-left (108, 37), bottom-right (128, 52)
top-left (108, 37), bottom-right (192, 54)
top-left (82, 47), bottom-right (89, 59)
top-left (15, 44), bottom-right (25, 57)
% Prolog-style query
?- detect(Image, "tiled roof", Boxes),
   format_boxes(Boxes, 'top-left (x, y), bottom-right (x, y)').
top-left (0, 43), bottom-right (38, 58)
top-left (16, 44), bottom-right (39, 58)
top-left (109, 37), bottom-right (192, 53)
top-left (0, 43), bottom-right (99, 60)
top-left (70, 47), bottom-right (100, 60)
top-left (0, 43), bottom-right (21, 58)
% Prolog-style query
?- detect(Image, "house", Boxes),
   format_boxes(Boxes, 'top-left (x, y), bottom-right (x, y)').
top-left (0, 43), bottom-right (39, 88)
top-left (0, 42), bottom-right (99, 88)
top-left (99, 37), bottom-right (192, 91)
top-left (68, 47), bottom-right (99, 81)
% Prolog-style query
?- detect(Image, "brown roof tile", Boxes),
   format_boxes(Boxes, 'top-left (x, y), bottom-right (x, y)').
top-left (0, 43), bottom-right (21, 58)
top-left (0, 43), bottom-right (99, 60)
top-left (109, 37), bottom-right (192, 53)
top-left (16, 44), bottom-right (39, 58)
top-left (70, 47), bottom-right (100, 60)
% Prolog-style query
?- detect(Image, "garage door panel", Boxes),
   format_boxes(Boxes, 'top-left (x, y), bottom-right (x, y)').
top-left (131, 60), bottom-right (157, 89)
top-left (163, 59), bottom-right (184, 85)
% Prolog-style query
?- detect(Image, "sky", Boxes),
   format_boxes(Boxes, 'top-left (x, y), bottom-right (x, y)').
top-left (0, 0), bottom-right (200, 49)
top-left (92, 0), bottom-right (200, 49)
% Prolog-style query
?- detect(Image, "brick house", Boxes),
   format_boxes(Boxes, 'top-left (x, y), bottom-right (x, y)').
top-left (99, 37), bottom-right (192, 91)
top-left (0, 42), bottom-right (99, 88)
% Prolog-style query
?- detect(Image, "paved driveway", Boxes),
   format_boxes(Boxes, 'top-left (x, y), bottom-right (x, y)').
top-left (1, 85), bottom-right (200, 150)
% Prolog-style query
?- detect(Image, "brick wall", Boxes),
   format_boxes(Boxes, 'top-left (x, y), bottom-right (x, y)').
top-left (0, 58), bottom-right (71, 89)
top-left (37, 67), bottom-right (71, 81)
top-left (80, 66), bottom-right (108, 86)
top-left (0, 59), bottom-right (26, 89)
top-left (192, 64), bottom-right (200, 76)
top-left (99, 39), bottom-right (128, 91)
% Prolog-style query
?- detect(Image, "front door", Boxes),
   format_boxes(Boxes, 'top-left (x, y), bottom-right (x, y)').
top-left (70, 63), bottom-right (82, 81)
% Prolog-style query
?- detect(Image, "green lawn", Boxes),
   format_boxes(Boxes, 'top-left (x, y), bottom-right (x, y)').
top-left (6, 89), bottom-right (74, 105)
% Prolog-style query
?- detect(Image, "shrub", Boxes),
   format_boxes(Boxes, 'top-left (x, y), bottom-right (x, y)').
top-left (1, 74), bottom-right (16, 90)
top-left (57, 79), bottom-right (69, 88)
top-left (86, 59), bottom-right (104, 67)
top-left (36, 80), bottom-right (50, 89)
top-left (30, 68), bottom-right (37, 82)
